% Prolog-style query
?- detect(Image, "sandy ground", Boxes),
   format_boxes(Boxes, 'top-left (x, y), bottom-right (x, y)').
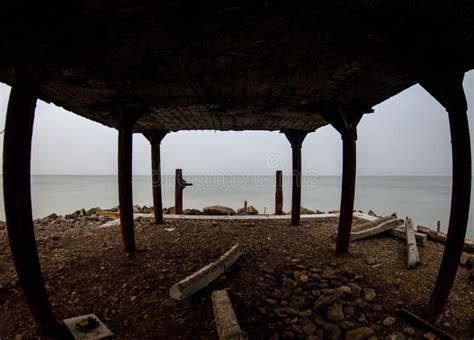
top-left (0, 216), bottom-right (473, 339)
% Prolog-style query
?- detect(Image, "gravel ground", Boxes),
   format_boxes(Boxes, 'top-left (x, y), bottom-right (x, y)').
top-left (0, 215), bottom-right (473, 339)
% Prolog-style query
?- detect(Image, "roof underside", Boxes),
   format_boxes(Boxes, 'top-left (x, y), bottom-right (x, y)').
top-left (0, 1), bottom-right (473, 132)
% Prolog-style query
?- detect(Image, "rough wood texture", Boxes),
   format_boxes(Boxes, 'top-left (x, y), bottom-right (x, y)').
top-left (118, 116), bottom-right (136, 252)
top-left (390, 226), bottom-right (427, 247)
top-left (144, 130), bottom-right (168, 224)
top-left (175, 169), bottom-right (192, 215)
top-left (275, 170), bottom-right (283, 215)
top-left (405, 218), bottom-right (421, 269)
top-left (421, 72), bottom-right (471, 316)
top-left (283, 130), bottom-right (308, 226)
top-left (3, 66), bottom-right (58, 334)
top-left (170, 244), bottom-right (243, 300)
top-left (351, 214), bottom-right (398, 233)
top-left (211, 290), bottom-right (247, 340)
top-left (350, 219), bottom-right (404, 242)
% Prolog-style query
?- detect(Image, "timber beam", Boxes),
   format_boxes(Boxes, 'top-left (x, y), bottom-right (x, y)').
top-left (143, 130), bottom-right (169, 224)
top-left (419, 71), bottom-right (471, 316)
top-left (322, 109), bottom-right (365, 254)
top-left (282, 130), bottom-right (309, 226)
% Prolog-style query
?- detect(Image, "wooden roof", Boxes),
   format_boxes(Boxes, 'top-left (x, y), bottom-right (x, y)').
top-left (1, 1), bottom-right (473, 132)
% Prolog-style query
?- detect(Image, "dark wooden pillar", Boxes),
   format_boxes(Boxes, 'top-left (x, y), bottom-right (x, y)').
top-left (118, 114), bottom-right (136, 252)
top-left (283, 130), bottom-right (308, 226)
top-left (275, 170), bottom-right (283, 215)
top-left (3, 67), bottom-right (59, 334)
top-left (175, 169), bottom-right (192, 214)
top-left (143, 130), bottom-right (168, 224)
top-left (420, 72), bottom-right (471, 315)
top-left (322, 110), bottom-right (364, 254)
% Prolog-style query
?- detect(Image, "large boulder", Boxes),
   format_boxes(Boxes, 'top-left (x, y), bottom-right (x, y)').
top-left (184, 209), bottom-right (203, 215)
top-left (86, 207), bottom-right (101, 216)
top-left (237, 205), bottom-right (259, 215)
top-left (203, 205), bottom-right (237, 215)
top-left (300, 207), bottom-right (316, 215)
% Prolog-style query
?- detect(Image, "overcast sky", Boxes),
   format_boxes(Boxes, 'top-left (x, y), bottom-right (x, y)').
top-left (0, 70), bottom-right (473, 176)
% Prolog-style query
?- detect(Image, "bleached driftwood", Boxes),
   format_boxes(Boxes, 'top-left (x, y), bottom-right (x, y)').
top-left (351, 214), bottom-right (398, 233)
top-left (170, 244), bottom-right (243, 300)
top-left (350, 218), bottom-right (404, 241)
top-left (417, 226), bottom-right (474, 253)
top-left (389, 226), bottom-right (427, 246)
top-left (405, 218), bottom-right (420, 269)
top-left (211, 290), bottom-right (247, 340)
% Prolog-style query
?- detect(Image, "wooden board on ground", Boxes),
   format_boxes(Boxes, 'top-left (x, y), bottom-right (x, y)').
top-left (405, 218), bottom-right (420, 269)
top-left (211, 290), bottom-right (247, 340)
top-left (170, 243), bottom-right (243, 300)
top-left (417, 226), bottom-right (474, 253)
top-left (350, 218), bottom-right (404, 242)
top-left (63, 314), bottom-right (113, 340)
top-left (389, 226), bottom-right (427, 247)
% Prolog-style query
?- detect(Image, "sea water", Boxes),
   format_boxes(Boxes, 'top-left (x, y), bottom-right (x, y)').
top-left (0, 175), bottom-right (472, 239)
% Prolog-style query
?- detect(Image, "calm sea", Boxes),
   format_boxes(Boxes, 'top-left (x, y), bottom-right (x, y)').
top-left (0, 175), bottom-right (473, 239)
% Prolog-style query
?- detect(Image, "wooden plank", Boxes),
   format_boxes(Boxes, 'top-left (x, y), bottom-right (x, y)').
top-left (389, 226), bottom-right (427, 247)
top-left (170, 244), bottom-right (243, 300)
top-left (211, 290), bottom-right (247, 340)
top-left (352, 214), bottom-right (397, 233)
top-left (405, 218), bottom-right (420, 269)
top-left (350, 219), bottom-right (403, 241)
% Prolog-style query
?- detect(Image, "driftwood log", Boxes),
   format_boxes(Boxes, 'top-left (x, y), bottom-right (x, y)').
top-left (390, 226), bottom-right (427, 246)
top-left (350, 218), bottom-right (404, 241)
top-left (211, 290), bottom-right (247, 340)
top-left (405, 218), bottom-right (421, 269)
top-left (417, 226), bottom-right (474, 253)
top-left (170, 244), bottom-right (243, 300)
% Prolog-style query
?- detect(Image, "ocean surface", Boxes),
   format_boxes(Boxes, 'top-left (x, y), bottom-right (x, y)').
top-left (0, 175), bottom-right (473, 239)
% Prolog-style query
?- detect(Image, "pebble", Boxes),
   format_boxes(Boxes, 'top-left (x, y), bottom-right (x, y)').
top-left (403, 327), bottom-right (416, 335)
top-left (423, 332), bottom-right (436, 340)
top-left (326, 303), bottom-right (345, 322)
top-left (382, 316), bottom-right (396, 326)
top-left (385, 332), bottom-right (406, 340)
top-left (323, 323), bottom-right (341, 340)
top-left (363, 288), bottom-right (377, 302)
top-left (314, 315), bottom-right (327, 326)
top-left (344, 327), bottom-right (375, 340)
top-left (302, 323), bottom-right (316, 335)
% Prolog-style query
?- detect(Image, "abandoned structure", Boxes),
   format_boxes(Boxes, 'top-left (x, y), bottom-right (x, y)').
top-left (1, 1), bottom-right (473, 335)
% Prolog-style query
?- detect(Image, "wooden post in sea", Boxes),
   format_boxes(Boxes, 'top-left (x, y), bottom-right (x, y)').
top-left (282, 130), bottom-right (309, 226)
top-left (420, 71), bottom-right (471, 316)
top-left (244, 201), bottom-right (248, 214)
top-left (437, 220), bottom-right (441, 232)
top-left (322, 110), bottom-right (364, 254)
top-left (143, 130), bottom-right (169, 224)
top-left (3, 66), bottom-right (59, 334)
top-left (275, 170), bottom-right (283, 215)
top-left (175, 169), bottom-right (192, 214)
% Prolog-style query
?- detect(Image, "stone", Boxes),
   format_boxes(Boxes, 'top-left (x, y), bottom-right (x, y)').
top-left (45, 212), bottom-right (59, 220)
top-left (326, 303), bottom-right (344, 322)
top-left (321, 288), bottom-right (336, 295)
top-left (355, 298), bottom-right (368, 309)
top-left (184, 208), bottom-right (203, 215)
top-left (280, 307), bottom-right (301, 316)
top-left (314, 291), bottom-right (343, 313)
top-left (323, 323), bottom-right (342, 340)
top-left (385, 332), bottom-right (406, 340)
top-left (349, 284), bottom-right (362, 298)
top-left (382, 316), bottom-right (396, 326)
top-left (289, 296), bottom-right (307, 310)
top-left (164, 206), bottom-right (176, 214)
top-left (372, 304), bottom-right (382, 312)
top-left (366, 257), bottom-right (376, 265)
top-left (368, 210), bottom-right (377, 217)
top-left (403, 327), bottom-right (415, 335)
top-left (202, 205), bottom-right (237, 215)
top-left (86, 207), bottom-right (101, 216)
top-left (281, 331), bottom-right (295, 339)
top-left (344, 327), bottom-right (375, 340)
top-left (343, 306), bottom-right (355, 317)
top-left (283, 278), bottom-right (298, 289)
top-left (469, 269), bottom-right (474, 282)
top-left (337, 286), bottom-right (351, 295)
top-left (300, 207), bottom-right (316, 214)
top-left (237, 205), bottom-right (258, 215)
top-left (272, 289), bottom-right (282, 300)
top-left (423, 332), bottom-right (436, 340)
top-left (321, 269), bottom-right (337, 280)
top-left (314, 315), bottom-right (327, 326)
top-left (363, 288), bottom-right (376, 302)
top-left (302, 323), bottom-right (316, 335)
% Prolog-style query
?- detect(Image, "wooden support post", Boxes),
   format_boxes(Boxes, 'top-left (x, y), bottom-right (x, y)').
top-left (175, 169), bottom-right (192, 214)
top-left (118, 114), bottom-right (136, 252)
top-left (143, 130), bottom-right (168, 224)
top-left (420, 71), bottom-right (471, 316)
top-left (275, 170), bottom-right (283, 215)
top-left (437, 220), bottom-right (441, 232)
top-left (283, 130), bottom-right (308, 226)
top-left (244, 201), bottom-right (248, 214)
top-left (3, 66), bottom-right (59, 334)
top-left (322, 109), bottom-right (364, 253)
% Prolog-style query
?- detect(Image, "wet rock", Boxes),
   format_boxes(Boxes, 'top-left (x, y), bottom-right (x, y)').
top-left (385, 332), bottom-right (406, 340)
top-left (382, 316), bottom-right (396, 326)
top-left (363, 288), bottom-right (376, 302)
top-left (202, 205), bottom-right (236, 215)
top-left (326, 303), bottom-right (344, 322)
top-left (344, 327), bottom-right (375, 340)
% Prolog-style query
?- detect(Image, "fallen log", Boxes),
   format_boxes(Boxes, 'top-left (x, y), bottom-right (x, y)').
top-left (417, 226), bottom-right (474, 253)
top-left (350, 219), bottom-right (404, 242)
top-left (405, 218), bottom-right (420, 269)
top-left (399, 308), bottom-right (455, 340)
top-left (211, 290), bottom-right (247, 340)
top-left (389, 226), bottom-right (427, 247)
top-left (170, 244), bottom-right (243, 300)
